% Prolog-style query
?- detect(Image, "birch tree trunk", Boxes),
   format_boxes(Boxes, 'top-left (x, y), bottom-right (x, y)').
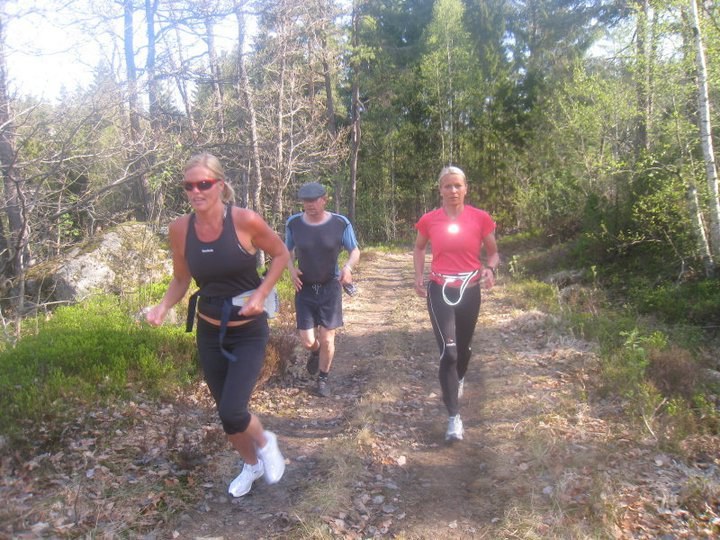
top-left (690, 0), bottom-right (720, 266)
top-left (634, 0), bottom-right (651, 157)
top-left (271, 14), bottom-right (289, 231)
top-left (145, 0), bottom-right (163, 225)
top-left (687, 184), bottom-right (713, 274)
top-left (165, 4), bottom-right (197, 140)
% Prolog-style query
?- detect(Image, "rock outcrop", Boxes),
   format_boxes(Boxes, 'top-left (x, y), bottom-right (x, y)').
top-left (25, 222), bottom-right (172, 307)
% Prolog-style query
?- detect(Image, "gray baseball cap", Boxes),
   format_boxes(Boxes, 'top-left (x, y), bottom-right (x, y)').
top-left (298, 182), bottom-right (327, 200)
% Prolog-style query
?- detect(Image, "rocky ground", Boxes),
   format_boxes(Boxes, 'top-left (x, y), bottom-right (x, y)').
top-left (2, 250), bottom-right (719, 539)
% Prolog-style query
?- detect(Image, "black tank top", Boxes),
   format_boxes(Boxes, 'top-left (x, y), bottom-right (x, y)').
top-left (185, 205), bottom-right (261, 321)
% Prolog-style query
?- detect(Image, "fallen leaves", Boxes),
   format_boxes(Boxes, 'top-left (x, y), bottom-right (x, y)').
top-left (2, 251), bottom-right (720, 539)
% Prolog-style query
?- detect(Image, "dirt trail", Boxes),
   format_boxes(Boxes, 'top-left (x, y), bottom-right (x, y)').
top-left (3, 250), bottom-right (717, 539)
top-left (167, 250), bottom-right (718, 539)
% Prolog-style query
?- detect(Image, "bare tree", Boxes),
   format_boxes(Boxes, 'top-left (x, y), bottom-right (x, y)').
top-left (161, 2), bottom-right (199, 140)
top-left (312, 0), bottom-right (342, 211)
top-left (348, 0), bottom-right (362, 223)
top-left (252, 0), bottom-right (348, 229)
top-left (123, 0), bottom-right (151, 221)
top-left (0, 8), bottom-right (29, 318)
top-left (234, 0), bottom-right (263, 211)
top-left (203, 13), bottom-right (226, 139)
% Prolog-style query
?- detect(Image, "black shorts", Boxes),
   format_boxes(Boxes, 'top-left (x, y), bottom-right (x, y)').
top-left (295, 280), bottom-right (343, 330)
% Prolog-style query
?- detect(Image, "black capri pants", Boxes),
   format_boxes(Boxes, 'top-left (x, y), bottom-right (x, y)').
top-left (196, 315), bottom-right (269, 434)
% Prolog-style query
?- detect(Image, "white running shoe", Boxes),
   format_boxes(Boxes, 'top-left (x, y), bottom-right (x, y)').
top-left (458, 377), bottom-right (465, 399)
top-left (445, 415), bottom-right (464, 442)
top-left (258, 431), bottom-right (285, 484)
top-left (228, 461), bottom-right (264, 497)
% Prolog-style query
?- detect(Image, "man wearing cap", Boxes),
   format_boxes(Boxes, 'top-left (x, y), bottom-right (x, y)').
top-left (285, 182), bottom-right (361, 397)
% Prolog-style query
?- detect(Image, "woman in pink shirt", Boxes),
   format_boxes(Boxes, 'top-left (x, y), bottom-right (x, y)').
top-left (413, 166), bottom-right (499, 442)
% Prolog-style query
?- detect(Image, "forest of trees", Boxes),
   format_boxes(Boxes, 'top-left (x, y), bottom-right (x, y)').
top-left (0, 0), bottom-right (719, 325)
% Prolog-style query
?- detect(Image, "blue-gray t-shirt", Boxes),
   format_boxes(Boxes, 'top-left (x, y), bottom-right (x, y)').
top-left (285, 212), bottom-right (358, 285)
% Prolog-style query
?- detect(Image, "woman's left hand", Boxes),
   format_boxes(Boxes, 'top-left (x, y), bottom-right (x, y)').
top-left (238, 291), bottom-right (266, 317)
top-left (481, 268), bottom-right (495, 289)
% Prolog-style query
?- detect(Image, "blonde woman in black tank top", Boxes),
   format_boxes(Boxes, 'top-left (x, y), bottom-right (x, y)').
top-left (146, 153), bottom-right (290, 498)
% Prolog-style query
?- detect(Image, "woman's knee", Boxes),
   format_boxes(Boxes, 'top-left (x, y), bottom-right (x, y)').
top-left (219, 406), bottom-right (252, 434)
top-left (440, 341), bottom-right (459, 368)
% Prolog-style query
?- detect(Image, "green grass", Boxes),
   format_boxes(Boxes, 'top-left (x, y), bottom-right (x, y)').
top-left (505, 279), bottom-right (562, 314)
top-left (0, 263), bottom-right (306, 447)
top-left (0, 295), bottom-right (197, 443)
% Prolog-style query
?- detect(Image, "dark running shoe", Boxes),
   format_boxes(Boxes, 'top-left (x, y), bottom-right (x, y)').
top-left (306, 349), bottom-right (320, 376)
top-left (317, 378), bottom-right (331, 397)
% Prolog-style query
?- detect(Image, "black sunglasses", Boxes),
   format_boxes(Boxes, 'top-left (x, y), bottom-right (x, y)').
top-left (183, 178), bottom-right (220, 191)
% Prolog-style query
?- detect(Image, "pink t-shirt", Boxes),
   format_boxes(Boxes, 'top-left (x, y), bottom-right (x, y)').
top-left (415, 205), bottom-right (496, 284)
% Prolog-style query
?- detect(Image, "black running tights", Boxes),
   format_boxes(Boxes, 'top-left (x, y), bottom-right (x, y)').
top-left (427, 281), bottom-right (481, 416)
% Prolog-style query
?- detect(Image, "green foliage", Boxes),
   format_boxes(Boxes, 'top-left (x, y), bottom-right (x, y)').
top-left (274, 269), bottom-right (296, 306)
top-left (501, 231), bottom-right (577, 278)
top-left (597, 329), bottom-right (666, 398)
top-left (506, 280), bottom-right (560, 314)
top-left (137, 278), bottom-right (174, 305)
top-left (508, 254), bottom-right (524, 278)
top-left (0, 296), bottom-right (196, 440)
top-left (580, 165), bottom-right (703, 276)
top-left (632, 278), bottom-right (720, 327)
top-left (505, 227), bottom-right (717, 442)
top-left (691, 394), bottom-right (720, 434)
top-left (513, 67), bottom-right (635, 238)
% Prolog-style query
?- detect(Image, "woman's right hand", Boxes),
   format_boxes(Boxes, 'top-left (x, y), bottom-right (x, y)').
top-left (145, 305), bottom-right (167, 326)
top-left (414, 279), bottom-right (426, 297)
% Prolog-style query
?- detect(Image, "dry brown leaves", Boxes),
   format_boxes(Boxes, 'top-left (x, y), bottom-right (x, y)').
top-left (2, 250), bottom-right (720, 539)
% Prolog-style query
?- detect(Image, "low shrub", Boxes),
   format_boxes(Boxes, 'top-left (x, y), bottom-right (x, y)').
top-left (647, 346), bottom-right (700, 399)
top-left (633, 279), bottom-right (720, 326)
top-left (0, 295), bottom-right (196, 441)
top-left (565, 311), bottom-right (639, 353)
top-left (597, 328), bottom-right (667, 397)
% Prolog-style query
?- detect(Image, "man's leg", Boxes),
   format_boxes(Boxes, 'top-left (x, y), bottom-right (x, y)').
top-left (296, 289), bottom-right (321, 374)
top-left (313, 327), bottom-right (334, 397)
top-left (298, 328), bottom-right (319, 352)
top-left (299, 328), bottom-right (320, 375)
top-left (314, 281), bottom-right (343, 397)
top-left (317, 326), bottom-right (336, 373)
